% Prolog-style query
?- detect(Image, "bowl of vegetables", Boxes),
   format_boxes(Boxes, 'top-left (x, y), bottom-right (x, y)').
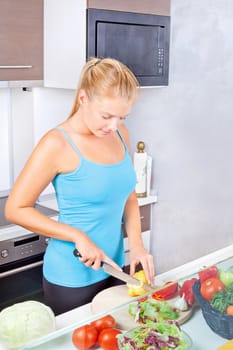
top-left (117, 321), bottom-right (192, 350)
top-left (193, 273), bottom-right (233, 339)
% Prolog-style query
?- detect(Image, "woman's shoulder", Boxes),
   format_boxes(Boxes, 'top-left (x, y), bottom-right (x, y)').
top-left (37, 126), bottom-right (67, 152)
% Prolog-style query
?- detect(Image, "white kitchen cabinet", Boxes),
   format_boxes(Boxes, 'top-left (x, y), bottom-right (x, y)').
top-left (44, 0), bottom-right (86, 89)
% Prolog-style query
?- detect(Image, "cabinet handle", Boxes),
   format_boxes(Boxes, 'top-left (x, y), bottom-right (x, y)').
top-left (0, 65), bottom-right (32, 69)
top-left (140, 216), bottom-right (145, 220)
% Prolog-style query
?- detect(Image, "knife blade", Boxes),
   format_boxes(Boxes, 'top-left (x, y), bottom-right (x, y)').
top-left (102, 261), bottom-right (155, 292)
top-left (73, 248), bottom-right (155, 292)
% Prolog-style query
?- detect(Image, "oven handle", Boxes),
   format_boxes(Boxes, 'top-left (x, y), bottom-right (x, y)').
top-left (0, 260), bottom-right (43, 278)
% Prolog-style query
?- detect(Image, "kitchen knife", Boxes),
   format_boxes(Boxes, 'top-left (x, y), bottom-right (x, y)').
top-left (73, 248), bottom-right (155, 292)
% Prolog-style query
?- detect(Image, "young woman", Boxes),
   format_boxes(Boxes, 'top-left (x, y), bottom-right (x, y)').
top-left (5, 57), bottom-right (155, 315)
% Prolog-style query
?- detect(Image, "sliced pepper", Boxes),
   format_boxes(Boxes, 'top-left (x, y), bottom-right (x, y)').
top-left (179, 277), bottom-right (197, 306)
top-left (152, 281), bottom-right (178, 300)
top-left (198, 265), bottom-right (218, 283)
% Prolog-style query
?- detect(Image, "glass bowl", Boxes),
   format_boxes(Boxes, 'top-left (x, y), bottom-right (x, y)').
top-left (117, 324), bottom-right (193, 349)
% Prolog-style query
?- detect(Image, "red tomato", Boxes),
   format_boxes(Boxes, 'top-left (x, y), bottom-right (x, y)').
top-left (98, 327), bottom-right (122, 350)
top-left (90, 314), bottom-right (116, 332)
top-left (200, 277), bottom-right (225, 301)
top-left (72, 324), bottom-right (98, 350)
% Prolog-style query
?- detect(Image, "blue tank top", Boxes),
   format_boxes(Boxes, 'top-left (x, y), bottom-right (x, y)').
top-left (43, 126), bottom-right (136, 287)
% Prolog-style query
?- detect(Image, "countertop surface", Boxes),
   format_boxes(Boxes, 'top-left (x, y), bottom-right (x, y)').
top-left (0, 195), bottom-right (232, 350)
top-left (0, 252), bottom-right (231, 350)
top-left (37, 194), bottom-right (158, 212)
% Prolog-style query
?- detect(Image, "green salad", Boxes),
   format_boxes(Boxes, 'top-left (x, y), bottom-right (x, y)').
top-left (128, 299), bottom-right (179, 324)
top-left (117, 321), bottom-right (190, 350)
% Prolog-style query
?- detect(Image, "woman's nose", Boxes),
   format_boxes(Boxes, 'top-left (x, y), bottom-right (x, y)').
top-left (108, 118), bottom-right (119, 131)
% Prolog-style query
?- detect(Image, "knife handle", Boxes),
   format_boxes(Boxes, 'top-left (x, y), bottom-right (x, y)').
top-left (73, 249), bottom-right (104, 267)
top-left (73, 248), bottom-right (82, 258)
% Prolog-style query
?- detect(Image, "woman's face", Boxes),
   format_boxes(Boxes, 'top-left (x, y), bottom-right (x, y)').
top-left (78, 90), bottom-right (133, 137)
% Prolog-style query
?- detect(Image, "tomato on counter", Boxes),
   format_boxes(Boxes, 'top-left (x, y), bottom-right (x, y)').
top-left (72, 324), bottom-right (98, 350)
top-left (98, 327), bottom-right (122, 350)
top-left (90, 314), bottom-right (116, 332)
top-left (200, 277), bottom-right (225, 301)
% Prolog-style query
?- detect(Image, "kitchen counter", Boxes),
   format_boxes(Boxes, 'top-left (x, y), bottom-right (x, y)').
top-left (0, 195), bottom-right (232, 349)
top-left (38, 194), bottom-right (158, 212)
top-left (0, 245), bottom-right (231, 350)
top-left (55, 251), bottom-right (233, 350)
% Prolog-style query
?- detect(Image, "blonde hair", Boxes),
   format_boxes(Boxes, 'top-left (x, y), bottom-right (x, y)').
top-left (68, 57), bottom-right (140, 119)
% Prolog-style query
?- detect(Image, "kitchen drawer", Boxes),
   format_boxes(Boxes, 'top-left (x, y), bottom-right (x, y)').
top-left (140, 205), bottom-right (151, 232)
top-left (122, 204), bottom-right (150, 238)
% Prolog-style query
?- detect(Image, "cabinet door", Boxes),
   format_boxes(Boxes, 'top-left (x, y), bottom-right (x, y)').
top-left (44, 0), bottom-right (86, 89)
top-left (0, 0), bottom-right (43, 81)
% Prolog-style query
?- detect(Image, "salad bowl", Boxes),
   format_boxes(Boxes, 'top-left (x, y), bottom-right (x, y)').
top-left (117, 322), bottom-right (193, 350)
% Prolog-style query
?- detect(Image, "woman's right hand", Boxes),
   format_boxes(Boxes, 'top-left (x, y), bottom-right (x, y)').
top-left (74, 236), bottom-right (122, 272)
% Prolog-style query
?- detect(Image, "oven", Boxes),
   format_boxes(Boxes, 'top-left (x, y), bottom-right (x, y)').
top-left (0, 196), bottom-right (58, 311)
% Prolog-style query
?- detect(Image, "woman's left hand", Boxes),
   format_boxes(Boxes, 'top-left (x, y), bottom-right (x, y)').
top-left (129, 246), bottom-right (155, 286)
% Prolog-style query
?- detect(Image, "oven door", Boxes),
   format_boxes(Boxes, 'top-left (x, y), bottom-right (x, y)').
top-left (0, 253), bottom-right (45, 311)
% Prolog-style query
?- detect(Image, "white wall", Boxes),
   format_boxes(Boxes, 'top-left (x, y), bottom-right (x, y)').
top-left (33, 87), bottom-right (75, 197)
top-left (0, 89), bottom-right (11, 194)
top-left (126, 0), bottom-right (233, 273)
top-left (11, 89), bottom-right (34, 180)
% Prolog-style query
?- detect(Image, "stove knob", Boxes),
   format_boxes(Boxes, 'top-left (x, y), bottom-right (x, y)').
top-left (1, 249), bottom-right (9, 258)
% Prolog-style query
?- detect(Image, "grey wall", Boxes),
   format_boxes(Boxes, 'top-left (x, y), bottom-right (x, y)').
top-left (126, 0), bottom-right (233, 273)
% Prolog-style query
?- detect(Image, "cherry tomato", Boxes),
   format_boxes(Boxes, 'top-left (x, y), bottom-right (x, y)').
top-left (98, 327), bottom-right (122, 350)
top-left (90, 314), bottom-right (116, 332)
top-left (200, 277), bottom-right (225, 301)
top-left (72, 324), bottom-right (98, 350)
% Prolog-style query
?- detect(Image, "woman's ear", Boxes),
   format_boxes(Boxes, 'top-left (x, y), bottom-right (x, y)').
top-left (78, 89), bottom-right (88, 105)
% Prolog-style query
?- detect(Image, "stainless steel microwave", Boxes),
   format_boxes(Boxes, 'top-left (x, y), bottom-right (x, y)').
top-left (87, 8), bottom-right (170, 86)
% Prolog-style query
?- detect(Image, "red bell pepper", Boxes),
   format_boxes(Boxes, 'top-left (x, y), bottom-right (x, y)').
top-left (198, 265), bottom-right (218, 283)
top-left (179, 277), bottom-right (197, 306)
top-left (152, 281), bottom-right (178, 301)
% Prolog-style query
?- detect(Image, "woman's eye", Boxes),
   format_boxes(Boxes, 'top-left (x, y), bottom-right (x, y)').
top-left (102, 115), bottom-right (126, 121)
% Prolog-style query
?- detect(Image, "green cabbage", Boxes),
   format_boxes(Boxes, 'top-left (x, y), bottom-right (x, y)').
top-left (0, 300), bottom-right (56, 349)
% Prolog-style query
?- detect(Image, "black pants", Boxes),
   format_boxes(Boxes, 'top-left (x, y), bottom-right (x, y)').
top-left (43, 276), bottom-right (124, 316)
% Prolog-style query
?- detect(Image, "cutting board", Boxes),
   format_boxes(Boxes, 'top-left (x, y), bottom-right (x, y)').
top-left (91, 285), bottom-right (193, 330)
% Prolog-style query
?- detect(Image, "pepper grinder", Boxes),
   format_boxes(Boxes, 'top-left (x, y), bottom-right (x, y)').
top-left (134, 141), bottom-right (147, 197)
